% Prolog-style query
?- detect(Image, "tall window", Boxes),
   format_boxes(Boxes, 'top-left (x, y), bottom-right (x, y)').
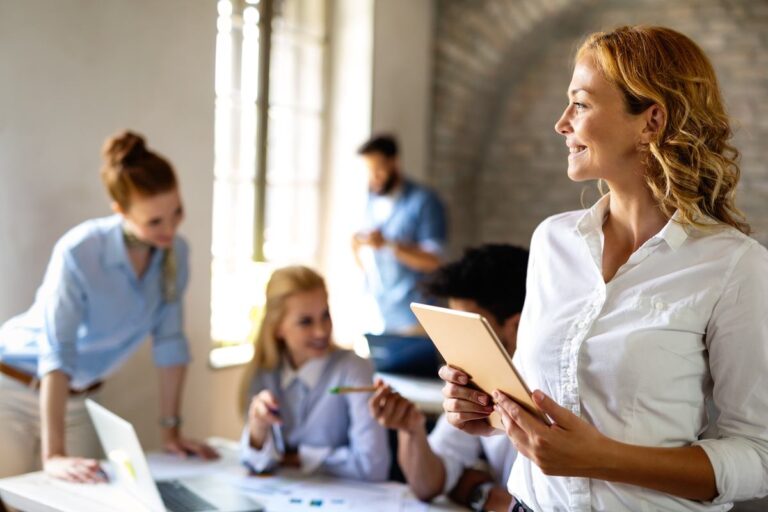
top-left (211, 0), bottom-right (328, 367)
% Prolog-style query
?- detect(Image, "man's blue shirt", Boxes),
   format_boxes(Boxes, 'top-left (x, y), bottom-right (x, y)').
top-left (363, 179), bottom-right (447, 332)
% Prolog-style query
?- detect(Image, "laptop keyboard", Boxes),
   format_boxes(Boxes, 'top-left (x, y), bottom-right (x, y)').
top-left (157, 480), bottom-right (217, 512)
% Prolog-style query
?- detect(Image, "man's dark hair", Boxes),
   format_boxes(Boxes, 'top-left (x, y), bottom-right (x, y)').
top-left (357, 134), bottom-right (398, 158)
top-left (422, 244), bottom-right (529, 325)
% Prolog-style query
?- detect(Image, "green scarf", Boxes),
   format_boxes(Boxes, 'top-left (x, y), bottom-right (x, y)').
top-left (122, 228), bottom-right (177, 303)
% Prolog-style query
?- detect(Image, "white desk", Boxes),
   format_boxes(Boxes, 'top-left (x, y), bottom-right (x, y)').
top-left (0, 438), bottom-right (465, 512)
top-left (376, 372), bottom-right (445, 415)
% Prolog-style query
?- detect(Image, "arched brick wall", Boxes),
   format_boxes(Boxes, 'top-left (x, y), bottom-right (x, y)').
top-left (432, 0), bottom-right (768, 254)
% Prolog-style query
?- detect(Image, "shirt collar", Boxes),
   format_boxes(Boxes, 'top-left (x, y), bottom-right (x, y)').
top-left (104, 215), bottom-right (130, 268)
top-left (280, 353), bottom-right (330, 390)
top-left (575, 194), bottom-right (610, 238)
top-left (575, 194), bottom-right (689, 251)
top-left (655, 210), bottom-right (689, 250)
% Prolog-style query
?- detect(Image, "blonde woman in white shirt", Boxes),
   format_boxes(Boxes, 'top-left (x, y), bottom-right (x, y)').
top-left (439, 25), bottom-right (768, 511)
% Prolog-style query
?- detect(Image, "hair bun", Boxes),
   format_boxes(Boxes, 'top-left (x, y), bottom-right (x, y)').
top-left (102, 130), bottom-right (147, 167)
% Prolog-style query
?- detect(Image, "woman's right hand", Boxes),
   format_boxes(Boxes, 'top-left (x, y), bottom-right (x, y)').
top-left (439, 365), bottom-right (496, 436)
top-left (44, 455), bottom-right (106, 483)
top-left (247, 390), bottom-right (281, 449)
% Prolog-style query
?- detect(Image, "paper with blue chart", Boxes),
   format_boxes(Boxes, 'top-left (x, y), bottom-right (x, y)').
top-left (227, 471), bottom-right (431, 511)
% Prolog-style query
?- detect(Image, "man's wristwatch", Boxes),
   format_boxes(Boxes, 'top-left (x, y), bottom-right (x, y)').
top-left (468, 481), bottom-right (494, 512)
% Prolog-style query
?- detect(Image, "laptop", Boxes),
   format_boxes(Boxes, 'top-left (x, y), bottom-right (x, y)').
top-left (364, 333), bottom-right (442, 378)
top-left (85, 399), bottom-right (263, 512)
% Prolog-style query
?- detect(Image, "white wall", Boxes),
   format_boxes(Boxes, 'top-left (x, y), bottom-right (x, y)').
top-left (0, 0), bottom-right (218, 449)
top-left (371, 0), bottom-right (435, 181)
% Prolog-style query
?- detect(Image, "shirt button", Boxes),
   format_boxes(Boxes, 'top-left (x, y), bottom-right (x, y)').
top-left (654, 301), bottom-right (665, 310)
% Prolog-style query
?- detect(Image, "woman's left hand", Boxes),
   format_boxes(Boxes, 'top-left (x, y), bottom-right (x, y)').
top-left (163, 437), bottom-right (219, 460)
top-left (493, 389), bottom-right (612, 477)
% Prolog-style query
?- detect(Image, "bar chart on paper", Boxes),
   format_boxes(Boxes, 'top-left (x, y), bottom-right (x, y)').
top-left (226, 472), bottom-right (432, 512)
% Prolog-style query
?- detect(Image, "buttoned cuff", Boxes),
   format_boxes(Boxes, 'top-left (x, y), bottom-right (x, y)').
top-left (37, 350), bottom-right (76, 380)
top-left (298, 445), bottom-right (332, 475)
top-left (239, 426), bottom-right (280, 474)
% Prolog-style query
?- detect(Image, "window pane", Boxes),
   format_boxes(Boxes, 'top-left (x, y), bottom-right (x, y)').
top-left (298, 43), bottom-right (324, 112)
top-left (211, 259), bottom-right (271, 343)
top-left (211, 180), bottom-right (255, 259)
top-left (266, 105), bottom-right (296, 185)
top-left (296, 114), bottom-right (322, 182)
top-left (212, 0), bottom-right (327, 351)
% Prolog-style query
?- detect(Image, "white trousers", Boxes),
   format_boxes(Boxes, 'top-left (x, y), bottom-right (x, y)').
top-left (0, 373), bottom-right (101, 478)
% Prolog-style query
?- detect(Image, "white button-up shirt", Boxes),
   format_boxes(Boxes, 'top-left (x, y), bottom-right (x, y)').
top-left (429, 414), bottom-right (517, 494)
top-left (509, 196), bottom-right (768, 511)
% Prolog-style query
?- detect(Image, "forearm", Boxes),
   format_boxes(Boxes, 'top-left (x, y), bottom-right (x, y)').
top-left (158, 365), bottom-right (186, 441)
top-left (249, 422), bottom-right (269, 449)
top-left (398, 428), bottom-right (446, 500)
top-left (595, 440), bottom-right (717, 501)
top-left (391, 243), bottom-right (441, 273)
top-left (486, 487), bottom-right (514, 512)
top-left (40, 371), bottom-right (71, 459)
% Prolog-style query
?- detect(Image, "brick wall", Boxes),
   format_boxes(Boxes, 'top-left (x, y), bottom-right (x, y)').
top-left (431, 0), bottom-right (768, 254)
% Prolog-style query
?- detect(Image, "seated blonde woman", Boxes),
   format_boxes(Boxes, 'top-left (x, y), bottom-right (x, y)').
top-left (239, 265), bottom-right (390, 481)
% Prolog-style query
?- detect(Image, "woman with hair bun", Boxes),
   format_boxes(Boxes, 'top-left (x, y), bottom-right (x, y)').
top-left (439, 26), bottom-right (768, 510)
top-left (0, 130), bottom-right (216, 482)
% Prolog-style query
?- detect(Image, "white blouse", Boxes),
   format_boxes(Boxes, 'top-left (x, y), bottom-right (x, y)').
top-left (509, 195), bottom-right (768, 511)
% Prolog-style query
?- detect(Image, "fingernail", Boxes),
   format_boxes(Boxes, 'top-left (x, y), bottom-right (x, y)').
top-left (533, 390), bottom-right (543, 402)
top-left (493, 390), bottom-right (501, 400)
top-left (478, 395), bottom-right (488, 406)
top-left (458, 375), bottom-right (468, 385)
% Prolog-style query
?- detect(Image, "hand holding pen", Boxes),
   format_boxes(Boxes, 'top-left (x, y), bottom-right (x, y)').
top-left (247, 390), bottom-right (282, 450)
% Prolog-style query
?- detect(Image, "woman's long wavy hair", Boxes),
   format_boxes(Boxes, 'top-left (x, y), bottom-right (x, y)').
top-left (239, 265), bottom-right (336, 411)
top-left (578, 25), bottom-right (749, 234)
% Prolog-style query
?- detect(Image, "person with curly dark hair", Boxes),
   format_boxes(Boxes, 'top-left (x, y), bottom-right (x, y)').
top-left (0, 131), bottom-right (216, 482)
top-left (369, 244), bottom-right (528, 512)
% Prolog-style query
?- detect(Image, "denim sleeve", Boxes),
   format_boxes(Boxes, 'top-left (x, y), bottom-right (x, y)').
top-left (415, 191), bottom-right (447, 255)
top-left (151, 239), bottom-right (190, 367)
top-left (239, 425), bottom-right (281, 474)
top-left (37, 244), bottom-right (88, 379)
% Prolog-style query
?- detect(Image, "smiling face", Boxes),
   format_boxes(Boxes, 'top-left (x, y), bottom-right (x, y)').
top-left (116, 188), bottom-right (184, 249)
top-left (277, 287), bottom-right (333, 369)
top-left (554, 55), bottom-right (649, 185)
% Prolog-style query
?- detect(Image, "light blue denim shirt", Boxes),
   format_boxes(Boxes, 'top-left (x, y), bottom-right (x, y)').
top-left (240, 349), bottom-right (390, 481)
top-left (0, 215), bottom-right (190, 389)
top-left (363, 179), bottom-right (447, 332)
